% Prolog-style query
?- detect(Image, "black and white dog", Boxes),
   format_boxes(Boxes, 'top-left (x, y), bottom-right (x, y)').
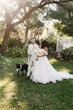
top-left (16, 64), bottom-right (28, 76)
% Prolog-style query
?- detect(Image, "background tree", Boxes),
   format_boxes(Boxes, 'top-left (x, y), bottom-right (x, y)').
top-left (24, 11), bottom-right (44, 42)
top-left (0, 0), bottom-right (72, 52)
top-left (44, 0), bottom-right (73, 36)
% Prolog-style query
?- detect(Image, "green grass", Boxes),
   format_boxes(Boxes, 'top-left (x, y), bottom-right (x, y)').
top-left (0, 56), bottom-right (73, 110)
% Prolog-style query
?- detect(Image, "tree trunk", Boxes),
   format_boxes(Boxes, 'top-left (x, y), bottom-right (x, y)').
top-left (25, 28), bottom-right (28, 43)
top-left (37, 28), bottom-right (39, 40)
top-left (1, 24), bottom-right (11, 52)
top-left (37, 30), bottom-right (39, 40)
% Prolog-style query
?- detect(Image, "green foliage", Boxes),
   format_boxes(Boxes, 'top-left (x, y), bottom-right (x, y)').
top-left (47, 33), bottom-right (56, 43)
top-left (4, 38), bottom-right (28, 58)
top-left (8, 38), bottom-right (23, 48)
top-left (2, 45), bottom-right (28, 58)
top-left (46, 37), bottom-right (56, 54)
top-left (54, 21), bottom-right (73, 36)
top-left (62, 23), bottom-right (73, 36)
top-left (45, 1), bottom-right (73, 36)
top-left (60, 47), bottom-right (73, 60)
top-left (48, 42), bottom-right (56, 55)
top-left (54, 22), bottom-right (65, 36)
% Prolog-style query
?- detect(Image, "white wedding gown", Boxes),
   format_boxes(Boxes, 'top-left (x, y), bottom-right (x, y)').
top-left (30, 49), bottom-right (73, 84)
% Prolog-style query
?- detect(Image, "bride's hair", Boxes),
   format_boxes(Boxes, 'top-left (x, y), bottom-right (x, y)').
top-left (41, 40), bottom-right (49, 49)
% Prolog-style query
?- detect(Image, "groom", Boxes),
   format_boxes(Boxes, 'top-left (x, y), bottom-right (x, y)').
top-left (27, 38), bottom-right (39, 79)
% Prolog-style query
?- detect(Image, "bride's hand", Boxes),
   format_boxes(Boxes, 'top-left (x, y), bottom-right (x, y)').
top-left (37, 53), bottom-right (47, 57)
top-left (37, 54), bottom-right (42, 57)
top-left (37, 55), bottom-right (40, 57)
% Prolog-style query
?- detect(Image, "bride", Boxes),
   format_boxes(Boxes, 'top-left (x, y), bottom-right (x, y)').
top-left (30, 40), bottom-right (73, 84)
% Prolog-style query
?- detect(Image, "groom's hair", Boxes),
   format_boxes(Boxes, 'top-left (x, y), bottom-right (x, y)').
top-left (31, 38), bottom-right (35, 40)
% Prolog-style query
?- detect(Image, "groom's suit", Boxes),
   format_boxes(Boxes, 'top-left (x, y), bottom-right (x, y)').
top-left (27, 43), bottom-right (39, 76)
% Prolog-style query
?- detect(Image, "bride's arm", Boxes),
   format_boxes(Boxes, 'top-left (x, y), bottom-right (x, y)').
top-left (37, 53), bottom-right (47, 57)
top-left (37, 47), bottom-right (48, 57)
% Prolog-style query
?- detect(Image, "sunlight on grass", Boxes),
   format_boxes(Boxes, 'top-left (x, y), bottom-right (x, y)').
top-left (49, 59), bottom-right (73, 73)
top-left (49, 59), bottom-right (58, 64)
top-left (17, 101), bottom-right (28, 109)
top-left (0, 78), bottom-right (11, 87)
top-left (4, 81), bottom-right (16, 99)
top-left (58, 68), bottom-right (70, 72)
top-left (0, 71), bottom-right (16, 109)
top-left (6, 58), bottom-right (12, 63)
top-left (0, 71), bottom-right (28, 110)
top-left (0, 81), bottom-right (16, 109)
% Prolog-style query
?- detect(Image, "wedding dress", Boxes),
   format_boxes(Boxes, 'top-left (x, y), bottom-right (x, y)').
top-left (30, 48), bottom-right (73, 84)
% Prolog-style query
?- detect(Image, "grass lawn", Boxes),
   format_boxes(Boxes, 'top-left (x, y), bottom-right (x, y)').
top-left (0, 56), bottom-right (73, 110)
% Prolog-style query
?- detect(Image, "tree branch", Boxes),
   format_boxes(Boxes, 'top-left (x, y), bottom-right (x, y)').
top-left (11, 0), bottom-right (73, 27)
top-left (11, 3), bottom-right (41, 27)
top-left (11, 2), bottom-right (25, 18)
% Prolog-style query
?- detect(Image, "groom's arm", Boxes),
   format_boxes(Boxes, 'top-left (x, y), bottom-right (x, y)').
top-left (28, 45), bottom-right (31, 57)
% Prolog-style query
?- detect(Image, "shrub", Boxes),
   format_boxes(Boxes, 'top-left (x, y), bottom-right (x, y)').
top-left (3, 44), bottom-right (28, 58)
top-left (8, 37), bottom-right (24, 48)
top-left (60, 47), bottom-right (73, 60)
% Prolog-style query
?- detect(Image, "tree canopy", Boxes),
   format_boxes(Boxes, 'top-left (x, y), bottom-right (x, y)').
top-left (0, 0), bottom-right (73, 51)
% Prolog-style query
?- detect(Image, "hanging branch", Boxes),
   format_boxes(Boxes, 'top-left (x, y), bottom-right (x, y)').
top-left (11, 0), bottom-right (73, 27)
